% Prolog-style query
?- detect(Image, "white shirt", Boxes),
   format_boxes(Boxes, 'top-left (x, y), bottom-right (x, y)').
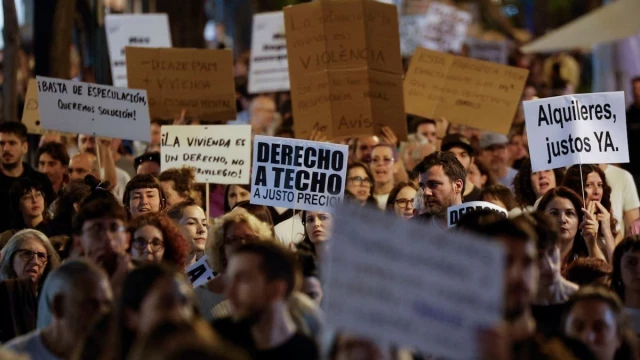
top-left (274, 213), bottom-right (305, 247)
top-left (5, 329), bottom-right (62, 360)
top-left (605, 165), bottom-right (640, 232)
top-left (374, 193), bottom-right (390, 210)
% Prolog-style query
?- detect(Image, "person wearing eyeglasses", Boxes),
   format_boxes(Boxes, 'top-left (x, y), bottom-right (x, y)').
top-left (386, 182), bottom-right (419, 221)
top-left (369, 144), bottom-right (400, 210)
top-left (0, 178), bottom-right (52, 249)
top-left (344, 162), bottom-right (376, 207)
top-left (127, 213), bottom-right (190, 270)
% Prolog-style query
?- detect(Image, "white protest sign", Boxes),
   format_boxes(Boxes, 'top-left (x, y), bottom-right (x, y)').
top-left (400, 15), bottom-right (427, 56)
top-left (250, 136), bottom-right (348, 211)
top-left (161, 125), bottom-right (251, 184)
top-left (186, 255), bottom-right (217, 288)
top-left (324, 204), bottom-right (504, 359)
top-left (422, 2), bottom-right (471, 53)
top-left (447, 201), bottom-right (508, 228)
top-left (248, 12), bottom-right (290, 94)
top-left (36, 76), bottom-right (151, 142)
top-left (524, 91), bottom-right (628, 172)
top-left (466, 38), bottom-right (509, 64)
top-left (105, 14), bottom-right (172, 88)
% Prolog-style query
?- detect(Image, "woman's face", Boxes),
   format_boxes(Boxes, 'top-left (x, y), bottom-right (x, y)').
top-left (585, 172), bottom-right (604, 205)
top-left (227, 185), bottom-right (250, 210)
top-left (345, 167), bottom-right (372, 203)
top-left (302, 276), bottom-right (323, 306)
top-left (305, 212), bottom-right (334, 244)
top-left (538, 245), bottom-right (560, 285)
top-left (131, 225), bottom-right (165, 263)
top-left (545, 197), bottom-right (579, 244)
top-left (620, 251), bottom-right (640, 295)
top-left (12, 237), bottom-right (48, 283)
top-left (129, 188), bottom-right (162, 218)
top-left (394, 186), bottom-right (416, 220)
top-left (531, 170), bottom-right (556, 199)
top-left (468, 162), bottom-right (486, 189)
top-left (369, 147), bottom-right (396, 186)
top-left (564, 299), bottom-right (621, 360)
top-left (160, 180), bottom-right (187, 207)
top-left (18, 188), bottom-right (45, 219)
top-left (177, 206), bottom-right (208, 253)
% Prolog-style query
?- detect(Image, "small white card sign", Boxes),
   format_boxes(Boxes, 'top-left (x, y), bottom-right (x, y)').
top-left (447, 201), bottom-right (509, 228)
top-left (250, 136), bottom-right (348, 212)
top-left (248, 12), bottom-right (290, 94)
top-left (324, 204), bottom-right (505, 359)
top-left (186, 255), bottom-right (217, 288)
top-left (105, 14), bottom-right (172, 87)
top-left (161, 125), bottom-right (251, 184)
top-left (36, 76), bottom-right (151, 142)
top-left (523, 91), bottom-right (629, 172)
top-left (422, 2), bottom-right (471, 53)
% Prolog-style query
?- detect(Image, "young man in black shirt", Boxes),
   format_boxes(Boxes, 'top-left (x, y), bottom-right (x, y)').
top-left (213, 242), bottom-right (318, 359)
top-left (0, 122), bottom-right (53, 233)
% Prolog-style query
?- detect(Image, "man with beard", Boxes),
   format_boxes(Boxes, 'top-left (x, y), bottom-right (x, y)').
top-left (441, 134), bottom-right (482, 202)
top-left (413, 151), bottom-right (465, 230)
top-left (213, 242), bottom-right (318, 359)
top-left (0, 122), bottom-right (54, 233)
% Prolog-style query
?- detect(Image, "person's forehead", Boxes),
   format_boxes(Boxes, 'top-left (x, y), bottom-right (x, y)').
top-left (348, 166), bottom-right (367, 176)
top-left (418, 122), bottom-right (436, 131)
top-left (84, 217), bottom-right (124, 227)
top-left (70, 157), bottom-right (91, 168)
top-left (421, 165), bottom-right (446, 179)
top-left (546, 197), bottom-right (575, 210)
top-left (586, 172), bottom-right (602, 182)
top-left (79, 135), bottom-right (95, 142)
top-left (371, 146), bottom-right (393, 156)
top-left (448, 146), bottom-right (467, 155)
top-left (20, 237), bottom-right (46, 250)
top-left (131, 187), bottom-right (159, 194)
top-left (39, 153), bottom-right (59, 162)
top-left (0, 132), bottom-right (20, 141)
top-left (181, 206), bottom-right (205, 219)
top-left (229, 253), bottom-right (261, 272)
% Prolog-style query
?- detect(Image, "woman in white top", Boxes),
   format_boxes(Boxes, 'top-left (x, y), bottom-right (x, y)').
top-left (369, 144), bottom-right (399, 210)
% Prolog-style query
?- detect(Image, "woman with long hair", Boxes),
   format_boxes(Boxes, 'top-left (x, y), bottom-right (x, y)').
top-left (166, 200), bottom-right (208, 267)
top-left (513, 158), bottom-right (565, 210)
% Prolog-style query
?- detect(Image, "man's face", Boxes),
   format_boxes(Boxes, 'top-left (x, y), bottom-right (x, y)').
top-left (150, 123), bottom-right (162, 146)
top-left (226, 253), bottom-right (271, 322)
top-left (38, 153), bottom-right (67, 185)
top-left (64, 276), bottom-right (113, 336)
top-left (354, 136), bottom-right (379, 163)
top-left (447, 146), bottom-right (472, 171)
top-left (419, 165), bottom-right (462, 217)
top-left (250, 98), bottom-right (276, 131)
top-left (78, 135), bottom-right (97, 155)
top-left (137, 161), bottom-right (161, 177)
top-left (69, 155), bottom-right (97, 181)
top-left (0, 132), bottom-right (27, 168)
top-left (78, 217), bottom-right (130, 275)
top-left (502, 236), bottom-right (538, 320)
top-left (417, 123), bottom-right (437, 144)
top-left (479, 144), bottom-right (508, 172)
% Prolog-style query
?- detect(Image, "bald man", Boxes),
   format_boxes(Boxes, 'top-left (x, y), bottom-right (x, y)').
top-left (69, 153), bottom-right (100, 182)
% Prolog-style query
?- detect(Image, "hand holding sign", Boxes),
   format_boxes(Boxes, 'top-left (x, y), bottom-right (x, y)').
top-left (580, 203), bottom-right (600, 249)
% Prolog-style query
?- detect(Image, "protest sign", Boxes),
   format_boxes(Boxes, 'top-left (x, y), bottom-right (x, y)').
top-left (467, 38), bottom-right (509, 65)
top-left (22, 79), bottom-right (43, 134)
top-left (126, 47), bottom-right (236, 122)
top-left (36, 76), bottom-right (151, 142)
top-left (447, 201), bottom-right (508, 228)
top-left (248, 12), bottom-right (289, 94)
top-left (404, 47), bottom-right (529, 134)
top-left (401, 0), bottom-right (431, 15)
top-left (284, 0), bottom-right (407, 140)
top-left (250, 136), bottom-right (348, 211)
top-left (421, 2), bottom-right (471, 53)
top-left (105, 14), bottom-right (172, 87)
top-left (400, 16), bottom-right (427, 57)
top-left (523, 92), bottom-right (629, 172)
top-left (186, 255), bottom-right (217, 288)
top-left (161, 125), bottom-right (251, 184)
top-left (324, 204), bottom-right (504, 359)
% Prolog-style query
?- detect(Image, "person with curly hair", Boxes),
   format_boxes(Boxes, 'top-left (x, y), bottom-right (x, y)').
top-left (158, 167), bottom-right (202, 207)
top-left (127, 213), bottom-right (190, 270)
top-left (513, 158), bottom-right (565, 212)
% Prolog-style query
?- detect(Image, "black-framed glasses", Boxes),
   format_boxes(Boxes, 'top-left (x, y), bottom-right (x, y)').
top-left (16, 249), bottom-right (48, 264)
top-left (347, 176), bottom-right (371, 187)
top-left (395, 198), bottom-right (414, 209)
top-left (131, 238), bottom-right (165, 253)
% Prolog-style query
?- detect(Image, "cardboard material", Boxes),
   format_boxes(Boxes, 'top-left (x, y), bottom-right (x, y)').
top-left (248, 12), bottom-right (290, 93)
top-left (285, 0), bottom-right (407, 140)
top-left (404, 48), bottom-right (529, 134)
top-left (126, 47), bottom-right (237, 122)
top-left (422, 2), bottom-right (471, 53)
top-left (22, 79), bottom-right (43, 134)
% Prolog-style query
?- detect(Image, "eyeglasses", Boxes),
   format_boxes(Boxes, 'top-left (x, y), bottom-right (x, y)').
top-left (395, 198), bottom-right (415, 209)
top-left (347, 176), bottom-right (371, 187)
top-left (16, 249), bottom-right (48, 264)
top-left (83, 223), bottom-right (126, 237)
top-left (370, 157), bottom-right (394, 165)
top-left (131, 238), bottom-right (165, 253)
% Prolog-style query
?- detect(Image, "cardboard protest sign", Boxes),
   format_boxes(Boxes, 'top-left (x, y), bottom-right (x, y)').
top-left (250, 136), bottom-right (348, 211)
top-left (105, 14), bottom-right (172, 87)
top-left (126, 47), bottom-right (236, 121)
top-left (186, 255), bottom-right (217, 288)
top-left (421, 2), bottom-right (471, 53)
top-left (523, 92), bottom-right (629, 172)
top-left (36, 76), bottom-right (151, 141)
top-left (447, 201), bottom-right (508, 228)
top-left (324, 204), bottom-right (505, 359)
top-left (467, 38), bottom-right (509, 65)
top-left (400, 16), bottom-right (427, 57)
top-left (248, 12), bottom-right (289, 93)
top-left (404, 48), bottom-right (529, 134)
top-left (284, 0), bottom-right (407, 140)
top-left (161, 125), bottom-right (251, 184)
top-left (22, 79), bottom-right (43, 134)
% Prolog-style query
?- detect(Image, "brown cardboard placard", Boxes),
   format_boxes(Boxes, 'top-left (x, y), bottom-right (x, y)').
top-left (22, 79), bottom-right (43, 134)
top-left (285, 0), bottom-right (407, 140)
top-left (126, 47), bottom-right (236, 122)
top-left (404, 47), bottom-right (529, 134)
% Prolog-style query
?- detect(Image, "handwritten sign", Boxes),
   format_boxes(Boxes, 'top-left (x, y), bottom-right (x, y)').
top-left (324, 203), bottom-right (504, 359)
top-left (186, 255), bottom-right (217, 288)
top-left (248, 12), bottom-right (289, 93)
top-left (421, 2), bottom-right (471, 53)
top-left (447, 201), bottom-right (508, 228)
top-left (467, 38), bottom-right (509, 65)
top-left (161, 125), bottom-right (251, 184)
top-left (105, 14), bottom-right (172, 87)
top-left (250, 136), bottom-right (348, 211)
top-left (284, 0), bottom-right (407, 140)
top-left (36, 76), bottom-right (151, 141)
top-left (126, 47), bottom-right (236, 121)
top-left (523, 92), bottom-right (629, 172)
top-left (404, 48), bottom-right (529, 134)
top-left (22, 79), bottom-right (42, 134)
